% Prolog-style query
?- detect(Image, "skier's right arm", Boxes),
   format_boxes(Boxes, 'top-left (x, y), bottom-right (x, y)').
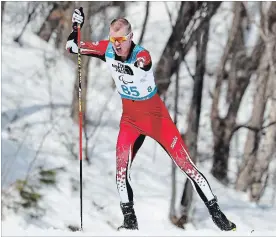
top-left (65, 8), bottom-right (108, 61)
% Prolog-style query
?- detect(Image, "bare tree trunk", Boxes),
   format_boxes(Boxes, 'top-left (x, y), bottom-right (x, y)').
top-left (235, 1), bottom-right (276, 192)
top-left (250, 74), bottom-right (276, 202)
top-left (138, 1), bottom-right (150, 45)
top-left (211, 2), bottom-right (245, 184)
top-left (71, 2), bottom-right (92, 125)
top-left (210, 2), bottom-right (264, 184)
top-left (154, 2), bottom-right (202, 94)
top-left (175, 20), bottom-right (209, 228)
top-left (155, 2), bottom-right (221, 95)
top-left (235, 49), bottom-right (270, 191)
top-left (249, 1), bottom-right (276, 202)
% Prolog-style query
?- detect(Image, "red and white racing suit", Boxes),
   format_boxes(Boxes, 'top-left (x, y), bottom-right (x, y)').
top-left (66, 32), bottom-right (216, 205)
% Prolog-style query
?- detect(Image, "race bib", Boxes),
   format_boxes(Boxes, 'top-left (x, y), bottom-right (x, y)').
top-left (106, 59), bottom-right (157, 100)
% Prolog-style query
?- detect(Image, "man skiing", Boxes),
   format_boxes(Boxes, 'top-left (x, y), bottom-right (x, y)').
top-left (66, 8), bottom-right (236, 232)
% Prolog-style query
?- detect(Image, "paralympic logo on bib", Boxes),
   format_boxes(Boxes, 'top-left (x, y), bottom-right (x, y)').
top-left (119, 75), bottom-right (133, 85)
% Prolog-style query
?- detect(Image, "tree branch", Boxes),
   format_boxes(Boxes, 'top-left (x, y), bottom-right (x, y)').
top-left (183, 57), bottom-right (195, 80)
top-left (233, 121), bottom-right (276, 133)
top-left (164, 2), bottom-right (174, 28)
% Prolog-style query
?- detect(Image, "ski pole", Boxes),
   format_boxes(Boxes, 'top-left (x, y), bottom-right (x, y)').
top-left (77, 13), bottom-right (83, 231)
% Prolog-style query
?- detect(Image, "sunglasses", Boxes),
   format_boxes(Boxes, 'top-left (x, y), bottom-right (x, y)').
top-left (109, 32), bottom-right (132, 43)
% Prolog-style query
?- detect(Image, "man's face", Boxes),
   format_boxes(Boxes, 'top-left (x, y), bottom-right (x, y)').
top-left (109, 26), bottom-right (133, 57)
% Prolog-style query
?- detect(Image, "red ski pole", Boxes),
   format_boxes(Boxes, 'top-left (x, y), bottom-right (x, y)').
top-left (77, 18), bottom-right (83, 231)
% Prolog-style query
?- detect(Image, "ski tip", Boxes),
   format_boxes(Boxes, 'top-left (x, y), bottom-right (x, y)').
top-left (67, 224), bottom-right (83, 232)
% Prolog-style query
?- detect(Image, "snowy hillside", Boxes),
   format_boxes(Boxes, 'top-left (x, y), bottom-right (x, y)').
top-left (2, 2), bottom-right (276, 236)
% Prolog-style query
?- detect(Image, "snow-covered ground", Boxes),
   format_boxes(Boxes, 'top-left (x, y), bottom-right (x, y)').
top-left (1, 2), bottom-right (276, 236)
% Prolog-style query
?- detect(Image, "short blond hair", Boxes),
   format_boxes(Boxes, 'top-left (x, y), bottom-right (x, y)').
top-left (110, 18), bottom-right (132, 34)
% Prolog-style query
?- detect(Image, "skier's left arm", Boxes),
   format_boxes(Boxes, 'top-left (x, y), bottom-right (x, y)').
top-left (134, 50), bottom-right (152, 71)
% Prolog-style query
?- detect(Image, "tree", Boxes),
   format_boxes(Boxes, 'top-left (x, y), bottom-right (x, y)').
top-left (160, 2), bottom-right (203, 225)
top-left (210, 2), bottom-right (264, 184)
top-left (163, 3), bottom-right (220, 228)
top-left (161, 2), bottom-right (220, 228)
top-left (154, 1), bottom-right (201, 94)
top-left (155, 2), bottom-right (221, 95)
top-left (235, 2), bottom-right (276, 192)
top-left (235, 43), bottom-right (270, 191)
top-left (250, 74), bottom-right (276, 202)
top-left (175, 19), bottom-right (210, 228)
top-left (248, 1), bottom-right (276, 201)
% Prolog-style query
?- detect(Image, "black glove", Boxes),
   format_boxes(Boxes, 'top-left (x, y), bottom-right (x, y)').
top-left (72, 7), bottom-right (85, 31)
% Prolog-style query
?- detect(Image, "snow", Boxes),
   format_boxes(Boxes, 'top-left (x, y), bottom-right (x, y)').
top-left (1, 1), bottom-right (276, 236)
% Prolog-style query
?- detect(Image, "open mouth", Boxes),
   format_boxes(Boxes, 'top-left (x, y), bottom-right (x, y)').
top-left (115, 46), bottom-right (122, 54)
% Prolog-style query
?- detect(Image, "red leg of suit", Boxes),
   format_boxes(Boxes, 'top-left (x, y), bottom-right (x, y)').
top-left (120, 94), bottom-right (216, 203)
top-left (116, 121), bottom-right (143, 203)
top-left (150, 116), bottom-right (215, 202)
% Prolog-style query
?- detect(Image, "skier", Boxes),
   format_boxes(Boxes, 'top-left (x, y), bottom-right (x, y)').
top-left (66, 8), bottom-right (236, 231)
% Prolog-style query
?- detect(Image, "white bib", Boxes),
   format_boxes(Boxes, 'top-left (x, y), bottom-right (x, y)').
top-left (105, 43), bottom-right (157, 100)
top-left (106, 59), bottom-right (156, 100)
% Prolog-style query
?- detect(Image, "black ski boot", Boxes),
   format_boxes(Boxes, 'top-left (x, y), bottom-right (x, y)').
top-left (117, 201), bottom-right (138, 231)
top-left (205, 197), bottom-right (236, 231)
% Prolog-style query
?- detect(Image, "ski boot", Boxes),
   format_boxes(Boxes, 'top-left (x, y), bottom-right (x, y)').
top-left (205, 197), bottom-right (236, 231)
top-left (117, 201), bottom-right (139, 230)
